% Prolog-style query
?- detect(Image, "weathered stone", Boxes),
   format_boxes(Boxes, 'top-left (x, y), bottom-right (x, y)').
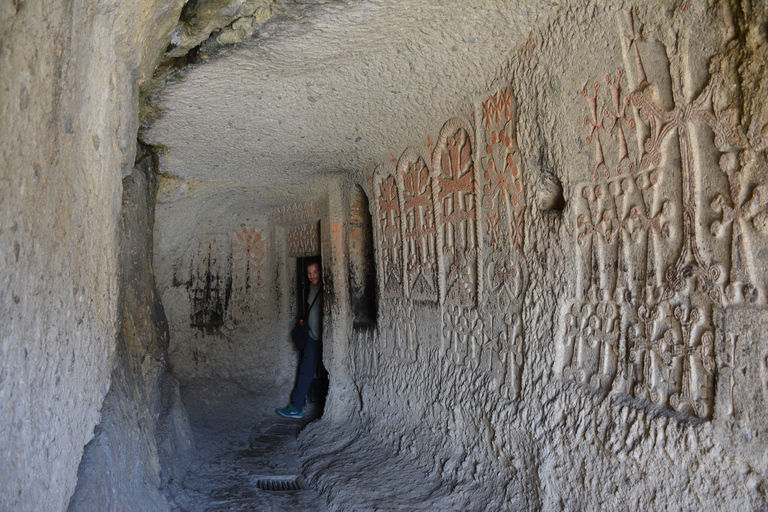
top-left (4, 1), bottom-right (768, 511)
top-left (0, 2), bottom-right (184, 510)
top-left (67, 146), bottom-right (194, 511)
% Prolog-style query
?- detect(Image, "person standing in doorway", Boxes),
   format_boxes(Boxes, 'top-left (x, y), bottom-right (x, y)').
top-left (277, 259), bottom-right (323, 419)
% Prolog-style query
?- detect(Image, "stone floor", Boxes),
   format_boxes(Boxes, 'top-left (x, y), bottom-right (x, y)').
top-left (165, 380), bottom-right (327, 511)
top-left (166, 380), bottom-right (480, 511)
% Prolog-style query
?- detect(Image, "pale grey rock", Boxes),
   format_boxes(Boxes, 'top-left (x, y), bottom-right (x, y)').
top-left (3, 1), bottom-right (768, 511)
top-left (0, 2), bottom-right (184, 510)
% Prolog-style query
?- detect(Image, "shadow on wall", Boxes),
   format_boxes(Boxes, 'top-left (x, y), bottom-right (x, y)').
top-left (349, 185), bottom-right (378, 330)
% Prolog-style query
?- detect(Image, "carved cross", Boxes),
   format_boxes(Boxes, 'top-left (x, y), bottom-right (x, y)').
top-left (719, 333), bottom-right (748, 419)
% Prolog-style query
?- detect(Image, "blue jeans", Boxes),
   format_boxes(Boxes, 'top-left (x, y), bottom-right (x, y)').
top-left (291, 335), bottom-right (320, 412)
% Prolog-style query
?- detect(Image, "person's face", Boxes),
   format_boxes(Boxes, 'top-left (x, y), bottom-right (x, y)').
top-left (307, 263), bottom-right (320, 285)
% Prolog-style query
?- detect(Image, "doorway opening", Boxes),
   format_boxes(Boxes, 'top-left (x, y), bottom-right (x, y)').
top-left (295, 256), bottom-right (329, 415)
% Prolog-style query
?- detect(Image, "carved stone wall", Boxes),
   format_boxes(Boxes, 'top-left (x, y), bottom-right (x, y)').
top-left (369, 105), bottom-right (527, 399)
top-left (343, 3), bottom-right (768, 509)
top-left (554, 6), bottom-right (768, 422)
top-left (153, 189), bottom-right (285, 386)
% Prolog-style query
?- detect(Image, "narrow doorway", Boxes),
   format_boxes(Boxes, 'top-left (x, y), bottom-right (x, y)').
top-left (295, 257), bottom-right (329, 415)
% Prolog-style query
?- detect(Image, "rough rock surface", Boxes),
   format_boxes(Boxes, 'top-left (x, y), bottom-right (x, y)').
top-left (164, 380), bottom-right (326, 511)
top-left (67, 146), bottom-right (194, 511)
top-left (143, 0), bottom-right (556, 195)
top-left (0, 2), bottom-right (184, 510)
top-left (4, 1), bottom-right (768, 511)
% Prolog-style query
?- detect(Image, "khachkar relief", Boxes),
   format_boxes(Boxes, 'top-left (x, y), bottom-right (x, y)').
top-left (374, 165), bottom-right (404, 299)
top-left (477, 88), bottom-right (527, 398)
top-left (558, 8), bottom-right (768, 420)
top-left (189, 236), bottom-right (231, 329)
top-left (380, 297), bottom-right (418, 362)
top-left (433, 117), bottom-right (479, 306)
top-left (398, 147), bottom-right (438, 302)
top-left (715, 308), bottom-right (768, 430)
top-left (288, 223), bottom-right (320, 257)
top-left (370, 112), bottom-right (524, 392)
top-left (230, 227), bottom-right (270, 323)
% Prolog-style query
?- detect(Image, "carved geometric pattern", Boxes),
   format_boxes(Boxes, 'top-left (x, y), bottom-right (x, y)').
top-left (287, 223), bottom-right (320, 257)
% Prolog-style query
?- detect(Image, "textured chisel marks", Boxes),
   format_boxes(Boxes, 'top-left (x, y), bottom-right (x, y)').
top-left (230, 227), bottom-right (270, 323)
top-left (351, 328), bottom-right (379, 378)
top-left (274, 199), bottom-right (322, 225)
top-left (433, 117), bottom-right (478, 307)
top-left (189, 236), bottom-right (231, 330)
top-left (398, 147), bottom-right (438, 302)
top-left (288, 223), bottom-right (320, 257)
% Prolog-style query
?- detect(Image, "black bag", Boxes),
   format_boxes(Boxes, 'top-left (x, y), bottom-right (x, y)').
top-left (291, 286), bottom-right (321, 351)
top-left (291, 320), bottom-right (310, 351)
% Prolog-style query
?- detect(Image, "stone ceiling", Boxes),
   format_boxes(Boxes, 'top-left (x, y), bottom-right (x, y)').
top-left (142, 0), bottom-right (556, 208)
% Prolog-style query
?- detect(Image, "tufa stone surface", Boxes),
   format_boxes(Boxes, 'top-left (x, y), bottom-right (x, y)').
top-left (1, 2), bottom-right (184, 510)
top-left (67, 146), bottom-right (194, 512)
top-left (4, 0), bottom-right (768, 510)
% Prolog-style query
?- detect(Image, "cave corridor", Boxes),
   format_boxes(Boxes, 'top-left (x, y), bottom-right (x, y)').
top-left (3, 1), bottom-right (768, 510)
